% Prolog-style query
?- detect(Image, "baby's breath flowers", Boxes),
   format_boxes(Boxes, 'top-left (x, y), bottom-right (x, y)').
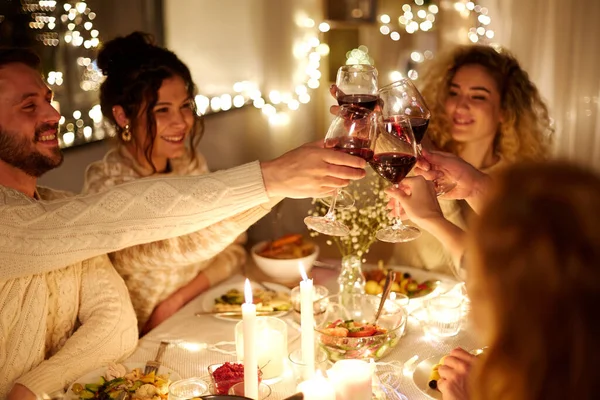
top-left (308, 171), bottom-right (391, 260)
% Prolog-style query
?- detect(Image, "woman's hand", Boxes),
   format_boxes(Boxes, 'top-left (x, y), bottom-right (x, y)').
top-left (437, 347), bottom-right (477, 400)
top-left (142, 294), bottom-right (185, 335)
top-left (385, 176), bottom-right (443, 225)
top-left (7, 384), bottom-right (37, 400)
top-left (414, 149), bottom-right (490, 202)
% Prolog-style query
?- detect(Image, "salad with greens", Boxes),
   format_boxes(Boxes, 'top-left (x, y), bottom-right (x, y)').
top-left (318, 319), bottom-right (400, 361)
top-left (70, 364), bottom-right (171, 400)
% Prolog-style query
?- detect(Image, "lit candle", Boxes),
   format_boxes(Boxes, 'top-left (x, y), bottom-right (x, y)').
top-left (242, 279), bottom-right (258, 399)
top-left (327, 359), bottom-right (374, 400)
top-left (299, 264), bottom-right (315, 380)
top-left (296, 370), bottom-right (336, 400)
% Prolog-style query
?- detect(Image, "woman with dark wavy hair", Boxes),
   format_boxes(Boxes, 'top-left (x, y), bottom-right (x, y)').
top-left (83, 32), bottom-right (247, 334)
top-left (390, 44), bottom-right (553, 277)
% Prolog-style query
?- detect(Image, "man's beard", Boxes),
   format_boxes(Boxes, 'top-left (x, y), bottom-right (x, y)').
top-left (0, 123), bottom-right (64, 177)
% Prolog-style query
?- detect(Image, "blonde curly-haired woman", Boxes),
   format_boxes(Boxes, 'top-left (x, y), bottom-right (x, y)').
top-left (390, 44), bottom-right (553, 276)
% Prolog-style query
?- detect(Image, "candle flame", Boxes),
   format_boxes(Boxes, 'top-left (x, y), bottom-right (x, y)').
top-left (244, 278), bottom-right (253, 304)
top-left (299, 263), bottom-right (308, 281)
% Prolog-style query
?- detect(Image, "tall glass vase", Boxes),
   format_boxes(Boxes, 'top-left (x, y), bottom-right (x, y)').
top-left (337, 255), bottom-right (366, 294)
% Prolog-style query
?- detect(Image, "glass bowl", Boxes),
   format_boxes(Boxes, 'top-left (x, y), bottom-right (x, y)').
top-left (207, 362), bottom-right (262, 396)
top-left (227, 382), bottom-right (271, 399)
top-left (313, 293), bottom-right (407, 362)
top-left (168, 377), bottom-right (209, 399)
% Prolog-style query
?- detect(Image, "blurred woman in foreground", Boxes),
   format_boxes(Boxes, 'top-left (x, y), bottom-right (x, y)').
top-left (389, 161), bottom-right (600, 400)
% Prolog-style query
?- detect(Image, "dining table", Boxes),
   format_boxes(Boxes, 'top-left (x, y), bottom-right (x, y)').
top-left (124, 260), bottom-right (481, 400)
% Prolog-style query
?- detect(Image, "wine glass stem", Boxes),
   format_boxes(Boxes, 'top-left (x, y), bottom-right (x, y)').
top-left (324, 189), bottom-right (340, 221)
top-left (391, 184), bottom-right (406, 231)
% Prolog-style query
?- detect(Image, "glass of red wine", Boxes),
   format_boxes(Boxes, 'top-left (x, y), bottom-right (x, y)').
top-left (336, 64), bottom-right (379, 110)
top-left (304, 105), bottom-right (377, 237)
top-left (370, 115), bottom-right (421, 243)
top-left (379, 79), bottom-right (456, 195)
top-left (320, 64), bottom-right (379, 210)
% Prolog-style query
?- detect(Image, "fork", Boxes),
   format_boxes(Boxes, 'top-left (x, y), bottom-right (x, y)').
top-left (144, 340), bottom-right (169, 375)
top-left (116, 392), bottom-right (130, 400)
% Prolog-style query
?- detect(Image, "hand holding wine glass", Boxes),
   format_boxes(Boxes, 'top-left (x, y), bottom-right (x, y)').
top-left (304, 105), bottom-right (377, 236)
top-left (370, 115), bottom-right (421, 242)
top-left (379, 79), bottom-right (456, 195)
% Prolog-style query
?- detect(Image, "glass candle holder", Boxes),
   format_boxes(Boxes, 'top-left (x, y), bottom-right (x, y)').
top-left (288, 347), bottom-right (330, 385)
top-left (235, 317), bottom-right (288, 380)
top-left (227, 381), bottom-right (272, 399)
top-left (291, 284), bottom-right (330, 317)
top-left (424, 294), bottom-right (463, 337)
top-left (168, 378), bottom-right (209, 400)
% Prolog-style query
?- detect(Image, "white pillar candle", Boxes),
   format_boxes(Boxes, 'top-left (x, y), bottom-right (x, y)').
top-left (299, 264), bottom-right (315, 380)
top-left (296, 370), bottom-right (336, 400)
top-left (327, 359), bottom-right (374, 400)
top-left (242, 279), bottom-right (258, 399)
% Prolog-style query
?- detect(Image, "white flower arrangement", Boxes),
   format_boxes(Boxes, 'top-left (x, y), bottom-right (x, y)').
top-left (308, 170), bottom-right (392, 259)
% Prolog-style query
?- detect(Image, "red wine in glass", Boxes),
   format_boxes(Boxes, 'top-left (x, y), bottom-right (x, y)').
top-left (337, 94), bottom-right (379, 111)
top-left (325, 136), bottom-right (374, 161)
top-left (369, 152), bottom-right (417, 184)
top-left (409, 117), bottom-right (429, 144)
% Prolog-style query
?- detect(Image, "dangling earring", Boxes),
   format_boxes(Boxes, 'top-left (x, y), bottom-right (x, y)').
top-left (121, 124), bottom-right (131, 142)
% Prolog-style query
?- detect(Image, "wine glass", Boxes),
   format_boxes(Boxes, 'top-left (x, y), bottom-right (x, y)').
top-left (370, 115), bottom-right (421, 243)
top-left (379, 79), bottom-right (456, 195)
top-left (304, 105), bottom-right (377, 237)
top-left (336, 64), bottom-right (379, 110)
top-left (319, 64), bottom-right (380, 210)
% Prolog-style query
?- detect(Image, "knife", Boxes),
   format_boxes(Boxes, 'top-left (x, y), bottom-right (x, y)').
top-left (195, 310), bottom-right (284, 317)
top-left (282, 393), bottom-right (304, 400)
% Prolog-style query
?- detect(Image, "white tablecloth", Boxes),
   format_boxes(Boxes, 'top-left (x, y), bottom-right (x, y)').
top-left (126, 266), bottom-right (480, 399)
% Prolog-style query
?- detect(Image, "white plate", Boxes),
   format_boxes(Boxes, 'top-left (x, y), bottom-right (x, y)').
top-left (412, 355), bottom-right (443, 399)
top-left (412, 348), bottom-right (485, 400)
top-left (201, 281), bottom-right (292, 321)
top-left (66, 362), bottom-right (182, 400)
top-left (363, 264), bottom-right (455, 301)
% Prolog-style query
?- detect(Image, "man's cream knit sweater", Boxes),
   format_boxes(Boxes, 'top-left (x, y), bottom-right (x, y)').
top-left (0, 161), bottom-right (272, 397)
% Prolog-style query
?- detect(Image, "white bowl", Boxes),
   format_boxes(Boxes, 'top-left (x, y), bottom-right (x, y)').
top-left (251, 241), bottom-right (319, 283)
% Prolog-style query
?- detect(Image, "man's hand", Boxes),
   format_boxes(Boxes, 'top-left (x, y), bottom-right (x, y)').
top-left (260, 141), bottom-right (366, 199)
top-left (437, 347), bottom-right (477, 400)
top-left (8, 384), bottom-right (37, 400)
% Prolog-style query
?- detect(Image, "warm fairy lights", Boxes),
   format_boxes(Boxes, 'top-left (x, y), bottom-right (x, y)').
top-left (377, 0), bottom-right (493, 44)
top-left (15, 0), bottom-right (494, 142)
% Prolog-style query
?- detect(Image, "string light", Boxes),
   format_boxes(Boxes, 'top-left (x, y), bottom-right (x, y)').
top-left (377, 1), bottom-right (494, 44)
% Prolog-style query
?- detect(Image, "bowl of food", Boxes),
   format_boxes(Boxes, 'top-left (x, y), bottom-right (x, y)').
top-left (207, 362), bottom-right (262, 396)
top-left (314, 293), bottom-right (407, 362)
top-left (364, 265), bottom-right (441, 299)
top-left (251, 234), bottom-right (319, 282)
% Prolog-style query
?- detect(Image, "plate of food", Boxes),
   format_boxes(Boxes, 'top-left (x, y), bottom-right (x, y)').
top-left (200, 281), bottom-right (292, 321)
top-left (412, 348), bottom-right (486, 399)
top-left (66, 362), bottom-right (181, 400)
top-left (363, 264), bottom-right (452, 300)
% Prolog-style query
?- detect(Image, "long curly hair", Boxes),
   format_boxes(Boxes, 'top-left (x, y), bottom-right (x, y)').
top-left (97, 32), bottom-right (203, 171)
top-left (419, 44), bottom-right (552, 162)
top-left (468, 161), bottom-right (600, 400)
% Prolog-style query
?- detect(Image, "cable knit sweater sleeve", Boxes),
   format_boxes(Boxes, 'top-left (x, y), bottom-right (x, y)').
top-left (0, 161), bottom-right (271, 280)
top-left (82, 152), bottom-right (276, 276)
top-left (14, 255), bottom-right (138, 397)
